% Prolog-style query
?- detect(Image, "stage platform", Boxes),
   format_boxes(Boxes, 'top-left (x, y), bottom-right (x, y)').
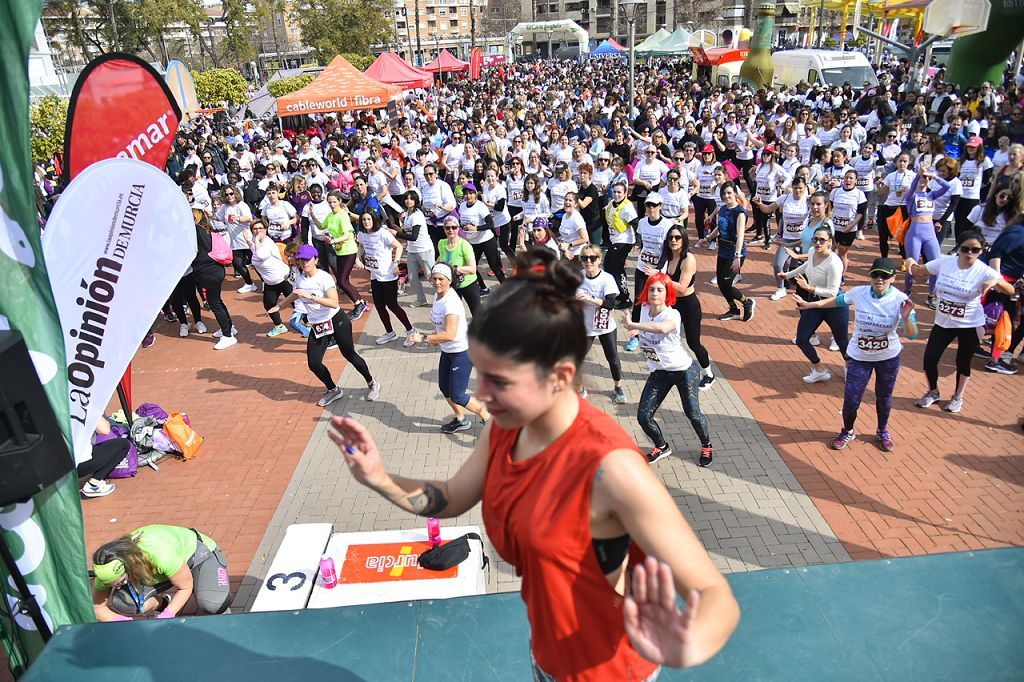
top-left (25, 547), bottom-right (1024, 681)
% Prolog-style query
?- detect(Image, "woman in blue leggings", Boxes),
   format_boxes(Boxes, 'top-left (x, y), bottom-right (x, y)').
top-left (796, 258), bottom-right (918, 452)
top-left (903, 167), bottom-right (950, 296)
top-left (410, 263), bottom-right (490, 434)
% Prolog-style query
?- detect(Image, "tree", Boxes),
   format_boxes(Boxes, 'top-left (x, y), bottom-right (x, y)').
top-left (267, 73), bottom-right (316, 97)
top-left (292, 0), bottom-right (391, 61)
top-left (30, 95), bottom-right (69, 165)
top-left (192, 68), bottom-right (249, 105)
top-left (219, 0), bottom-right (259, 66)
top-left (341, 53), bottom-right (375, 70)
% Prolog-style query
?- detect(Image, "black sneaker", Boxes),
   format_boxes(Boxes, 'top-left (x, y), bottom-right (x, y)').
top-left (986, 358), bottom-right (1019, 375)
top-left (348, 301), bottom-right (368, 320)
top-left (647, 445), bottom-right (672, 464)
top-left (718, 309), bottom-right (741, 321)
top-left (973, 347), bottom-right (991, 359)
top-left (479, 287), bottom-right (491, 298)
top-left (698, 444), bottom-right (713, 467)
top-left (742, 298), bottom-right (756, 322)
top-left (698, 373), bottom-right (716, 391)
top-left (440, 417), bottom-right (471, 434)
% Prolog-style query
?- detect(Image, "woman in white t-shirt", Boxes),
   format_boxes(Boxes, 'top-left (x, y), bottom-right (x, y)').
top-left (624, 273), bottom-right (715, 468)
top-left (795, 257), bottom-right (918, 452)
top-left (459, 183), bottom-right (506, 295)
top-left (875, 153), bottom-right (915, 259)
top-left (908, 230), bottom-right (1015, 414)
top-left (292, 244), bottom-right (378, 408)
top-left (575, 245), bottom-right (626, 404)
top-left (262, 187), bottom-right (298, 243)
top-left (757, 178), bottom-right (810, 301)
top-left (829, 170), bottom-right (867, 271)
top-left (217, 185), bottom-right (257, 292)
top-left (395, 191), bottom-right (436, 308)
top-left (356, 212), bottom-right (416, 347)
top-left (244, 219), bottom-right (294, 337)
top-left (965, 185), bottom-right (1015, 247)
top-left (954, 138), bottom-right (994, 239)
top-left (556, 193), bottom-right (589, 260)
top-left (408, 263), bottom-right (490, 434)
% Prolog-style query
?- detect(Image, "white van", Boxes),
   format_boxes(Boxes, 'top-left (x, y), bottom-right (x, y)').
top-left (771, 49), bottom-right (879, 88)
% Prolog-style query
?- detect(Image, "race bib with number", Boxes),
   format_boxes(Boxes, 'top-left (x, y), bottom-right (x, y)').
top-left (962, 177), bottom-right (975, 188)
top-left (639, 250), bottom-right (660, 268)
top-left (312, 319), bottom-right (335, 338)
top-left (641, 347), bottom-right (660, 363)
top-left (834, 216), bottom-right (850, 229)
top-left (937, 299), bottom-right (966, 318)
top-left (699, 184), bottom-right (712, 196)
top-left (856, 335), bottom-right (889, 352)
top-left (856, 177), bottom-right (870, 189)
top-left (593, 307), bottom-right (611, 331)
top-left (511, 189), bottom-right (524, 201)
top-left (364, 255), bottom-right (379, 269)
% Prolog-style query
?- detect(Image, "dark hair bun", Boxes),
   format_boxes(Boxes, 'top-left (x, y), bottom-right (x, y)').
top-left (512, 248), bottom-right (583, 307)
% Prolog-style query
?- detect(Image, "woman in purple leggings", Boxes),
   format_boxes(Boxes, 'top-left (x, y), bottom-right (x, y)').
top-left (796, 258), bottom-right (918, 452)
top-left (903, 166), bottom-right (950, 297)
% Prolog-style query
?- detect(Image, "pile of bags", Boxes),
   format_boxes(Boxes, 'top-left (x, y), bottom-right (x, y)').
top-left (97, 402), bottom-right (204, 478)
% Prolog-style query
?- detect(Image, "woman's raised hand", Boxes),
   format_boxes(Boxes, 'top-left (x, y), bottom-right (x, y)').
top-left (624, 556), bottom-right (706, 669)
top-left (329, 416), bottom-right (389, 490)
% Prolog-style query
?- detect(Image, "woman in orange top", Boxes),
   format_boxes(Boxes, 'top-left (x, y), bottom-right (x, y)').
top-left (330, 248), bottom-right (739, 681)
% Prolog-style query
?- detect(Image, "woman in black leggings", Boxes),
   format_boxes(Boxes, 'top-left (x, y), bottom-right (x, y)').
top-left (697, 182), bottom-right (756, 322)
top-left (191, 209), bottom-right (236, 350)
top-left (169, 270), bottom-right (206, 337)
top-left (293, 244), bottom-right (379, 408)
top-left (576, 245), bottom-right (626, 404)
top-left (661, 224), bottom-right (715, 390)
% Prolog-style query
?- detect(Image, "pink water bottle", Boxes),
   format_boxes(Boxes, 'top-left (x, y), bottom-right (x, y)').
top-left (320, 555), bottom-right (337, 589)
top-left (427, 518), bottom-right (441, 547)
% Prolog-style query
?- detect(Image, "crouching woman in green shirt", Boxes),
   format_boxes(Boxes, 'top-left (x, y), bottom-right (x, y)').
top-left (92, 524), bottom-right (230, 621)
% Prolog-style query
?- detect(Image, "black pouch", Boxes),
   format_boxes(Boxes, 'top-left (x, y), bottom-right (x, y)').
top-left (418, 532), bottom-right (489, 571)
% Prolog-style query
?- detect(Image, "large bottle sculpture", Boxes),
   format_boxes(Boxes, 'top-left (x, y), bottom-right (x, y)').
top-left (739, 3), bottom-right (776, 88)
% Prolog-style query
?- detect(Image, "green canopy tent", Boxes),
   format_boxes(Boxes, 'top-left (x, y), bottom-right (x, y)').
top-left (633, 28), bottom-right (672, 56)
top-left (645, 27), bottom-right (692, 56)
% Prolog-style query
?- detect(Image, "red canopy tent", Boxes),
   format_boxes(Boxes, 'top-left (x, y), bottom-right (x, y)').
top-left (365, 51), bottom-right (434, 89)
top-left (607, 38), bottom-right (627, 51)
top-left (422, 49), bottom-right (470, 74)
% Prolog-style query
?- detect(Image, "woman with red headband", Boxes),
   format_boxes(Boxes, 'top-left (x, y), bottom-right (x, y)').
top-left (624, 273), bottom-right (715, 468)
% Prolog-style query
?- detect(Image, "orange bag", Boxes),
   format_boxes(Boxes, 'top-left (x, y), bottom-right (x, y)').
top-left (887, 209), bottom-right (910, 245)
top-left (164, 412), bottom-right (204, 460)
top-left (994, 311), bottom-right (1012, 352)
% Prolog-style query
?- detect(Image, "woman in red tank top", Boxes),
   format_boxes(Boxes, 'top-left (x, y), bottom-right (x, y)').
top-left (329, 249), bottom-right (739, 681)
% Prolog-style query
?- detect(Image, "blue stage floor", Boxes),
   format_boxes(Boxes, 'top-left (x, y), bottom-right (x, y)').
top-left (25, 547), bottom-right (1024, 681)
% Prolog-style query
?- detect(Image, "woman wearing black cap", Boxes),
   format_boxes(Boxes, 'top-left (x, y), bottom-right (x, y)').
top-left (459, 182), bottom-right (506, 297)
top-left (796, 257), bottom-right (917, 452)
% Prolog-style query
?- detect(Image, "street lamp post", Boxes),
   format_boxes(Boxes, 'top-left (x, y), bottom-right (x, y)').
top-left (619, 0), bottom-right (645, 124)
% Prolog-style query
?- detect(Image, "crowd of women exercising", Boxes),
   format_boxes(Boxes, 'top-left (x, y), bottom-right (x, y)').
top-left (169, 55), bottom-right (1024, 462)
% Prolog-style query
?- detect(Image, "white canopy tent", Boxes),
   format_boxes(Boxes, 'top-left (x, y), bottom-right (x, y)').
top-left (509, 20), bottom-right (590, 61)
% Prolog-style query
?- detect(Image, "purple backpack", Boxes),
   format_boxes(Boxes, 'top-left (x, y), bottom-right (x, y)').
top-left (94, 426), bottom-right (138, 479)
top-left (983, 299), bottom-right (1005, 336)
top-left (136, 402), bottom-right (169, 422)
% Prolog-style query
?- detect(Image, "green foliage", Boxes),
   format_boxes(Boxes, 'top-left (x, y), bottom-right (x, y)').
top-left (192, 68), bottom-right (249, 105)
top-left (29, 95), bottom-right (69, 165)
top-left (292, 0), bottom-right (391, 62)
top-left (341, 53), bottom-right (375, 71)
top-left (267, 74), bottom-right (316, 97)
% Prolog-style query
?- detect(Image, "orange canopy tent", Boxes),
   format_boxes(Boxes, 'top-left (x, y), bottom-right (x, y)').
top-left (422, 49), bottom-right (470, 74)
top-left (365, 52), bottom-right (434, 89)
top-left (276, 55), bottom-right (403, 115)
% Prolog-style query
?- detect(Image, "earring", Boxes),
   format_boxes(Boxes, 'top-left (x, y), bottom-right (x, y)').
top-left (553, 385), bottom-right (563, 393)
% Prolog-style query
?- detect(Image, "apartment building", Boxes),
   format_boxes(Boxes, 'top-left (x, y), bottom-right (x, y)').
top-left (390, 0), bottom-right (506, 64)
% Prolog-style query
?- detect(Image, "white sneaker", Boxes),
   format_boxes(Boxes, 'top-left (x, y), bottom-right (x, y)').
top-left (710, 276), bottom-right (718, 285)
top-left (802, 367), bottom-right (831, 384)
top-left (770, 287), bottom-right (787, 301)
top-left (735, 274), bottom-right (743, 283)
top-left (403, 330), bottom-right (417, 347)
top-left (791, 335), bottom-right (821, 346)
top-left (213, 335), bottom-right (238, 350)
top-left (213, 326), bottom-right (238, 339)
top-left (195, 321), bottom-right (208, 334)
top-left (317, 387), bottom-right (343, 407)
top-left (375, 331), bottom-right (398, 345)
top-left (856, 230), bottom-right (866, 240)
top-left (237, 284), bottom-right (257, 293)
top-left (829, 339), bottom-right (840, 351)
top-left (366, 380), bottom-right (381, 401)
top-left (709, 241), bottom-right (718, 251)
top-left (179, 323), bottom-right (189, 337)
top-left (81, 480), bottom-right (115, 498)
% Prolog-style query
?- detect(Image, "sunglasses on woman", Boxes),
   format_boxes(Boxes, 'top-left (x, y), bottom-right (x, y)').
top-left (811, 236), bottom-right (830, 244)
top-left (960, 245), bottom-right (983, 254)
top-left (581, 255), bottom-right (600, 262)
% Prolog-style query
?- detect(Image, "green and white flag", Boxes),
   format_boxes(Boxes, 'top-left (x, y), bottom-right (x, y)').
top-left (0, 1), bottom-right (94, 674)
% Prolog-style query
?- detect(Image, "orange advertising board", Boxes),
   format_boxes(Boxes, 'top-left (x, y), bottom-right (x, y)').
top-left (338, 542), bottom-right (459, 584)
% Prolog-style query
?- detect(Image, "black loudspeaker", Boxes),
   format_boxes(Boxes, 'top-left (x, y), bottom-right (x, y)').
top-left (0, 331), bottom-right (74, 507)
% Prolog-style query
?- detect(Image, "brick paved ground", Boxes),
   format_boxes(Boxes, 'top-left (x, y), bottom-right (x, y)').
top-left (80, 271), bottom-right (372, 608)
top-left (689, 232), bottom-right (1024, 560)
